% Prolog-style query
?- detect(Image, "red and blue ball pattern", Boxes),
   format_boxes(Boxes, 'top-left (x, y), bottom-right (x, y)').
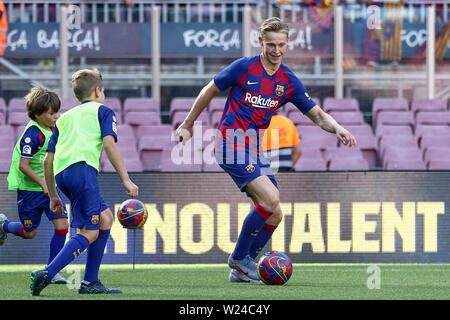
top-left (117, 199), bottom-right (148, 229)
top-left (257, 251), bottom-right (293, 285)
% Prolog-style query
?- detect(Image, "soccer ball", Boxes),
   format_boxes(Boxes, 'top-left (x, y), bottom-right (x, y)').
top-left (117, 199), bottom-right (148, 229)
top-left (257, 251), bottom-right (293, 285)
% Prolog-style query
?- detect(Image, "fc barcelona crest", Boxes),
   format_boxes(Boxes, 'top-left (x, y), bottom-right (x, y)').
top-left (275, 84), bottom-right (285, 96)
top-left (246, 164), bottom-right (255, 173)
top-left (91, 215), bottom-right (100, 224)
top-left (24, 219), bottom-right (33, 229)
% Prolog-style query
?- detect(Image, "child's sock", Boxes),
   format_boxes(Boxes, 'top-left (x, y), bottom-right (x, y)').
top-left (3, 221), bottom-right (26, 238)
top-left (48, 228), bottom-right (69, 264)
top-left (45, 234), bottom-right (89, 284)
top-left (83, 229), bottom-right (110, 284)
top-left (232, 204), bottom-right (272, 260)
top-left (248, 224), bottom-right (278, 260)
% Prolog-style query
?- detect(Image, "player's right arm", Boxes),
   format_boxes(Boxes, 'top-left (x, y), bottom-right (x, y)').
top-left (176, 80), bottom-right (221, 144)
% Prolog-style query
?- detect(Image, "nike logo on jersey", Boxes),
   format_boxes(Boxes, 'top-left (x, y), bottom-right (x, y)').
top-left (244, 92), bottom-right (279, 109)
top-left (247, 81), bottom-right (259, 85)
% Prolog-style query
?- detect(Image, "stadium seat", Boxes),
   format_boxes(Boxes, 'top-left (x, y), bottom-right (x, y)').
top-left (124, 110), bottom-right (161, 127)
top-left (323, 97), bottom-right (360, 113)
top-left (294, 157), bottom-right (327, 171)
top-left (323, 147), bottom-right (365, 168)
top-left (379, 135), bottom-right (418, 161)
top-left (350, 134), bottom-right (378, 169)
top-left (135, 124), bottom-right (174, 142)
top-left (296, 125), bottom-right (328, 139)
top-left (372, 97), bottom-right (409, 128)
top-left (328, 111), bottom-right (365, 125)
top-left (171, 111), bottom-right (209, 129)
top-left (169, 97), bottom-right (196, 120)
top-left (102, 157), bottom-right (143, 172)
top-left (427, 159), bottom-right (450, 170)
top-left (328, 158), bottom-right (369, 171)
top-left (8, 98), bottom-right (26, 112)
top-left (415, 124), bottom-right (450, 148)
top-left (123, 97), bottom-right (159, 115)
top-left (0, 126), bottom-right (16, 150)
top-left (160, 147), bottom-right (203, 172)
top-left (415, 111), bottom-right (450, 126)
top-left (104, 97), bottom-right (122, 114)
top-left (300, 133), bottom-right (338, 150)
top-left (344, 124), bottom-right (374, 136)
top-left (7, 112), bottom-right (29, 127)
top-left (290, 111), bottom-right (315, 126)
top-left (202, 147), bottom-right (222, 172)
top-left (375, 125), bottom-right (414, 145)
top-left (0, 112), bottom-right (5, 125)
top-left (420, 135), bottom-right (450, 155)
top-left (138, 135), bottom-right (176, 171)
top-left (383, 146), bottom-right (423, 168)
top-left (210, 112), bottom-right (223, 128)
top-left (376, 111), bottom-right (414, 132)
top-left (423, 146), bottom-right (450, 168)
top-left (14, 125), bottom-right (26, 142)
top-left (0, 158), bottom-right (12, 173)
top-left (0, 98), bottom-right (6, 122)
top-left (385, 159), bottom-right (426, 170)
top-left (208, 97), bottom-right (227, 115)
top-left (411, 99), bottom-right (447, 118)
top-left (60, 98), bottom-right (80, 113)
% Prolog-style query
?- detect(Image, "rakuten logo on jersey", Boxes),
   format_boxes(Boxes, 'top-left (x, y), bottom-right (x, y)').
top-left (244, 92), bottom-right (279, 109)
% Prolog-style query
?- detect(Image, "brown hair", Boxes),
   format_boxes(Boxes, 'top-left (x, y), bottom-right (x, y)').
top-left (25, 85), bottom-right (61, 120)
top-left (71, 68), bottom-right (103, 102)
top-left (260, 17), bottom-right (289, 41)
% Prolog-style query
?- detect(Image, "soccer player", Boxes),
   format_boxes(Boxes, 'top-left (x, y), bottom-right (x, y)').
top-left (175, 17), bottom-right (356, 283)
top-left (30, 68), bottom-right (139, 296)
top-left (0, 85), bottom-right (69, 284)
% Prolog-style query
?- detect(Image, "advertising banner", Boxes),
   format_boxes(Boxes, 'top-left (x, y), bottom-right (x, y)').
top-left (0, 172), bottom-right (448, 265)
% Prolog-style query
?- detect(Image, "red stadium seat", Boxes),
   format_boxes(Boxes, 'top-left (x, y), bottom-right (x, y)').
top-left (300, 133), bottom-right (338, 150)
top-left (323, 147), bottom-right (365, 168)
top-left (124, 110), bottom-right (161, 127)
top-left (160, 146), bottom-right (203, 172)
top-left (171, 111), bottom-right (209, 129)
top-left (423, 146), bottom-right (450, 167)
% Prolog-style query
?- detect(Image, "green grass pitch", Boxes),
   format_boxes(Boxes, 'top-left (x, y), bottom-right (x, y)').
top-left (1, 264), bottom-right (449, 300)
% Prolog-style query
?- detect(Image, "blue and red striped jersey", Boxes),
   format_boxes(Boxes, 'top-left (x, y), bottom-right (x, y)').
top-left (213, 55), bottom-right (316, 145)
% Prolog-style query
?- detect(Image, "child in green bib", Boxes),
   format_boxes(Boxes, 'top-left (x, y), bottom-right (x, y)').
top-left (0, 85), bottom-right (69, 284)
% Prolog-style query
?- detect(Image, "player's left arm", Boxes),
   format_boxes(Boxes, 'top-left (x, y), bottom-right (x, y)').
top-left (306, 106), bottom-right (357, 147)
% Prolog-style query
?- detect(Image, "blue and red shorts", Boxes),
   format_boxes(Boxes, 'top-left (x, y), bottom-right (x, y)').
top-left (17, 188), bottom-right (68, 232)
top-left (55, 161), bottom-right (109, 230)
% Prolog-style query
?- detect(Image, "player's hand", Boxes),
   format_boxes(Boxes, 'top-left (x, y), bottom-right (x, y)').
top-left (336, 127), bottom-right (357, 147)
top-left (123, 179), bottom-right (139, 198)
top-left (42, 184), bottom-right (49, 196)
top-left (175, 121), bottom-right (193, 145)
top-left (50, 196), bottom-right (64, 216)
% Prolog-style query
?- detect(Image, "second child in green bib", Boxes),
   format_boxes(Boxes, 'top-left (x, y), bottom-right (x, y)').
top-left (0, 85), bottom-right (69, 284)
top-left (33, 68), bottom-right (139, 296)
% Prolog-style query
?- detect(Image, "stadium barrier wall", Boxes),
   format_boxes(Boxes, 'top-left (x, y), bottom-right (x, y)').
top-left (0, 171), bottom-right (449, 264)
top-left (6, 22), bottom-right (450, 59)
